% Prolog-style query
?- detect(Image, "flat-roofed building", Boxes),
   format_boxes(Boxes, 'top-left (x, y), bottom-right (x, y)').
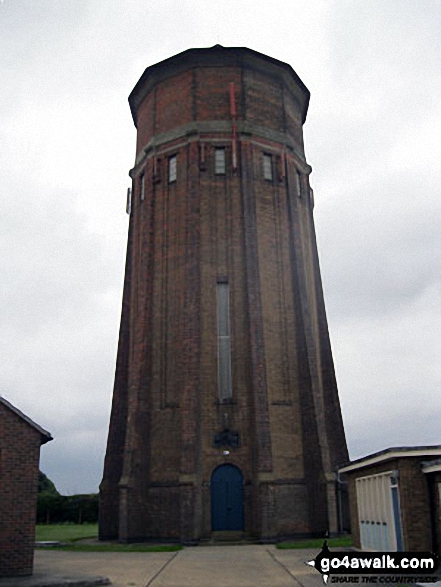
top-left (339, 445), bottom-right (441, 552)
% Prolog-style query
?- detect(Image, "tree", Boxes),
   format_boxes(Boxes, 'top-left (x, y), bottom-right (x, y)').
top-left (38, 471), bottom-right (59, 495)
top-left (37, 471), bottom-right (61, 524)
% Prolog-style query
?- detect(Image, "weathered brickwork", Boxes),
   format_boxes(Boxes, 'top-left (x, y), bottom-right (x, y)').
top-left (0, 399), bottom-right (51, 576)
top-left (100, 46), bottom-right (348, 543)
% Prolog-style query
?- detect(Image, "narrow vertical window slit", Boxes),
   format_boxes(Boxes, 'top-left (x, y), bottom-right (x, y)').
top-left (217, 282), bottom-right (232, 401)
top-left (215, 148), bottom-right (226, 175)
top-left (263, 153), bottom-right (272, 181)
top-left (140, 173), bottom-right (145, 201)
top-left (168, 155), bottom-right (177, 183)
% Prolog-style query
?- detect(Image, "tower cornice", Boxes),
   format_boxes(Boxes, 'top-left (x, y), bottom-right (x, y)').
top-left (129, 45), bottom-right (310, 126)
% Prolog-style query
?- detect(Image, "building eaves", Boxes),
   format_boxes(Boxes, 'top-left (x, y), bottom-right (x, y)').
top-left (0, 395), bottom-right (53, 444)
top-left (338, 445), bottom-right (441, 474)
top-left (421, 459), bottom-right (441, 474)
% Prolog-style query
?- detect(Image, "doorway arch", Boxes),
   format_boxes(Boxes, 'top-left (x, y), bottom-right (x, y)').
top-left (211, 464), bottom-right (244, 531)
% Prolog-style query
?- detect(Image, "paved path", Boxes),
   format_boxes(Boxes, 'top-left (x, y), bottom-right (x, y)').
top-left (31, 545), bottom-right (323, 587)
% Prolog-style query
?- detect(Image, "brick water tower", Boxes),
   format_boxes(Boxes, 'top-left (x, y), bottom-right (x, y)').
top-left (99, 45), bottom-right (348, 543)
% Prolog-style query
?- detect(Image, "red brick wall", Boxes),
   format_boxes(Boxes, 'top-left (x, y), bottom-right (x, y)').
top-left (244, 67), bottom-right (284, 131)
top-left (155, 70), bottom-right (193, 135)
top-left (195, 67), bottom-right (242, 121)
top-left (0, 404), bottom-right (41, 576)
top-left (136, 90), bottom-right (155, 155)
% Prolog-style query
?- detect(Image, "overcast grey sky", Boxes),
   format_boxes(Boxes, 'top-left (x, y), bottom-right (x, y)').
top-left (1, 0), bottom-right (440, 494)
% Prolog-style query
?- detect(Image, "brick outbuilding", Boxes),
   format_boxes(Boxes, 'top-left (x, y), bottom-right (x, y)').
top-left (0, 396), bottom-right (52, 577)
top-left (339, 446), bottom-right (441, 553)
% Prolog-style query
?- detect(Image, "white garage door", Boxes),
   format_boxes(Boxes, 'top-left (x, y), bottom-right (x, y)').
top-left (356, 471), bottom-right (404, 551)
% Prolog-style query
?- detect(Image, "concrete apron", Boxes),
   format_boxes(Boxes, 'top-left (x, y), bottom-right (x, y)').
top-left (0, 545), bottom-right (324, 587)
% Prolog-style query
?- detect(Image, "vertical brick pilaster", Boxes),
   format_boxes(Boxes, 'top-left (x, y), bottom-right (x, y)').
top-left (180, 141), bottom-right (201, 476)
top-left (99, 213), bottom-right (133, 540)
top-left (240, 140), bottom-right (273, 474)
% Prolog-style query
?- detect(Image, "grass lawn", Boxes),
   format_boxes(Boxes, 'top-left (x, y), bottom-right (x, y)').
top-left (276, 536), bottom-right (353, 549)
top-left (35, 523), bottom-right (98, 542)
top-left (35, 523), bottom-right (182, 552)
top-left (36, 524), bottom-right (350, 552)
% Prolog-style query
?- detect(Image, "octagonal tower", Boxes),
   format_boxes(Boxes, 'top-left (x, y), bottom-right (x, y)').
top-left (99, 45), bottom-right (348, 543)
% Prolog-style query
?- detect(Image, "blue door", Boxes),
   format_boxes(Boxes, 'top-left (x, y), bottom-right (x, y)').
top-left (211, 464), bottom-right (244, 531)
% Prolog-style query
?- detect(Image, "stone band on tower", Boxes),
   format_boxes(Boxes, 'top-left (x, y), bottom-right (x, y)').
top-left (99, 45), bottom-right (348, 543)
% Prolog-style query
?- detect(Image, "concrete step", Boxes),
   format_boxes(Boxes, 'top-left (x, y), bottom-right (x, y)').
top-left (211, 531), bottom-right (244, 541)
top-left (199, 531), bottom-right (260, 545)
